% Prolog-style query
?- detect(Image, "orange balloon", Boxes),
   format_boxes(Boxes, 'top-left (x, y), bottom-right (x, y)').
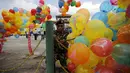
top-left (76, 1), bottom-right (81, 7)
top-left (62, 12), bottom-right (66, 16)
top-left (117, 24), bottom-right (130, 44)
top-left (64, 2), bottom-right (69, 11)
top-left (68, 43), bottom-right (90, 65)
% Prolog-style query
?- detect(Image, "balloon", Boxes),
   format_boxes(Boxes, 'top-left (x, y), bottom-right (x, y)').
top-left (58, 0), bottom-right (64, 8)
top-left (9, 9), bottom-right (15, 14)
top-left (76, 1), bottom-right (81, 7)
top-left (82, 50), bottom-right (99, 69)
top-left (74, 36), bottom-right (90, 46)
top-left (69, 13), bottom-right (87, 36)
top-left (104, 28), bottom-right (113, 40)
top-left (112, 44), bottom-right (130, 66)
top-left (29, 24), bottom-right (34, 29)
top-left (0, 22), bottom-right (4, 28)
top-left (23, 9), bottom-right (27, 14)
top-left (117, 24), bottom-right (130, 44)
top-left (71, 1), bottom-right (76, 6)
top-left (92, 12), bottom-right (108, 24)
top-left (100, 1), bottom-right (113, 13)
top-left (0, 29), bottom-right (6, 33)
top-left (64, 2), bottom-right (69, 11)
top-left (36, 7), bottom-right (42, 13)
top-left (47, 14), bottom-right (52, 19)
top-left (31, 9), bottom-right (36, 15)
top-left (83, 20), bottom-right (106, 43)
top-left (109, 28), bottom-right (117, 41)
top-left (118, 0), bottom-right (130, 9)
top-left (39, 0), bottom-right (44, 5)
top-left (14, 34), bottom-right (19, 38)
top-left (19, 8), bottom-right (24, 13)
top-left (90, 38), bottom-right (113, 57)
top-left (67, 62), bottom-right (76, 72)
top-left (67, 33), bottom-right (75, 44)
top-left (116, 7), bottom-right (126, 13)
top-left (68, 43), bottom-right (90, 65)
top-left (13, 7), bottom-right (19, 12)
top-left (76, 8), bottom-right (90, 22)
top-left (75, 65), bottom-right (95, 73)
top-left (126, 5), bottom-right (130, 18)
top-left (99, 67), bottom-right (114, 73)
top-left (110, 0), bottom-right (117, 5)
top-left (105, 56), bottom-right (120, 70)
top-left (108, 12), bottom-right (127, 30)
top-left (0, 33), bottom-right (3, 38)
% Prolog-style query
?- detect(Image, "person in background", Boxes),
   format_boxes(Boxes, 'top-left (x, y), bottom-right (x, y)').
top-left (25, 31), bottom-right (28, 38)
top-left (33, 29), bottom-right (38, 40)
top-left (40, 27), bottom-right (44, 40)
top-left (54, 19), bottom-right (69, 72)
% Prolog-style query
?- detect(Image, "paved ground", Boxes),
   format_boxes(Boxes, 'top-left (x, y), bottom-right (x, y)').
top-left (0, 36), bottom-right (46, 73)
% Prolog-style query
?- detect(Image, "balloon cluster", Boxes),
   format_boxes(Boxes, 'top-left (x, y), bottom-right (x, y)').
top-left (31, 0), bottom-right (52, 24)
top-left (58, 0), bottom-right (81, 16)
top-left (0, 0), bottom-right (51, 38)
top-left (65, 0), bottom-right (130, 73)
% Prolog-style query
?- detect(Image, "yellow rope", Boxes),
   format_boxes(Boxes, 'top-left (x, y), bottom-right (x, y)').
top-left (0, 39), bottom-right (43, 72)
top-left (34, 56), bottom-right (45, 73)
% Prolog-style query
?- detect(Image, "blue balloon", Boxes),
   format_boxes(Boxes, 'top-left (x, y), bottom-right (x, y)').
top-left (58, 0), bottom-right (64, 8)
top-left (14, 34), bottom-right (19, 38)
top-left (110, 28), bottom-right (117, 41)
top-left (91, 12), bottom-right (108, 24)
top-left (116, 8), bottom-right (126, 13)
top-left (100, 1), bottom-right (113, 13)
top-left (0, 22), bottom-right (4, 28)
top-left (23, 19), bottom-right (28, 24)
top-left (23, 9), bottom-right (27, 14)
top-left (74, 36), bottom-right (90, 46)
top-left (0, 29), bottom-right (6, 33)
top-left (13, 7), bottom-right (19, 12)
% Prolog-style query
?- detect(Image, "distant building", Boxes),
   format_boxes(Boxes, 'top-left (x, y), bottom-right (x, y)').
top-left (56, 14), bottom-right (72, 24)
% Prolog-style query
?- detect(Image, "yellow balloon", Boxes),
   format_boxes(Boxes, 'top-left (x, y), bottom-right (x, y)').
top-left (75, 65), bottom-right (95, 73)
top-left (15, 12), bottom-right (21, 17)
top-left (67, 33), bottom-right (76, 45)
top-left (26, 11), bottom-right (31, 17)
top-left (76, 8), bottom-right (90, 22)
top-left (107, 12), bottom-right (115, 20)
top-left (82, 50), bottom-right (99, 69)
top-left (83, 20), bottom-right (106, 43)
top-left (29, 16), bottom-right (36, 22)
top-left (67, 59), bottom-right (72, 65)
top-left (104, 28), bottom-right (113, 40)
top-left (118, 0), bottom-right (130, 9)
top-left (69, 13), bottom-right (87, 36)
top-left (108, 12), bottom-right (126, 30)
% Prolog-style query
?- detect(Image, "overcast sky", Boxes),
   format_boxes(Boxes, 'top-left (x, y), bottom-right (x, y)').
top-left (0, 0), bottom-right (106, 20)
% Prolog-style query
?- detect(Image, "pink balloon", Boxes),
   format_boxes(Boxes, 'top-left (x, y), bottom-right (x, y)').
top-left (29, 24), bottom-right (34, 29)
top-left (19, 8), bottom-right (24, 13)
top-left (90, 38), bottom-right (113, 57)
top-left (110, 0), bottom-right (117, 5)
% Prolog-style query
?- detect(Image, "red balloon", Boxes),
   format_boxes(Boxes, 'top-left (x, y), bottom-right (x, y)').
top-left (90, 38), bottom-right (113, 57)
top-left (67, 62), bottom-right (76, 72)
top-left (31, 9), bottom-right (36, 15)
top-left (39, 0), bottom-right (44, 5)
top-left (67, 0), bottom-right (72, 4)
top-left (110, 0), bottom-right (117, 5)
top-left (122, 66), bottom-right (130, 73)
top-left (9, 9), bottom-right (15, 14)
top-left (100, 67), bottom-right (114, 73)
top-left (105, 56), bottom-right (120, 70)
top-left (47, 14), bottom-right (52, 19)
top-left (126, 5), bottom-right (130, 18)
top-left (95, 63), bottom-right (104, 72)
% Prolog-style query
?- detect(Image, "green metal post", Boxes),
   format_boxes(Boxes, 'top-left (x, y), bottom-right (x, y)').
top-left (46, 21), bottom-right (54, 73)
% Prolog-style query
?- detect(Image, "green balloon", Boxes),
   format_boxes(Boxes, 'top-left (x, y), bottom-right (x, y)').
top-left (71, 1), bottom-right (76, 6)
top-left (74, 36), bottom-right (90, 46)
top-left (0, 33), bottom-right (3, 38)
top-left (112, 44), bottom-right (130, 66)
